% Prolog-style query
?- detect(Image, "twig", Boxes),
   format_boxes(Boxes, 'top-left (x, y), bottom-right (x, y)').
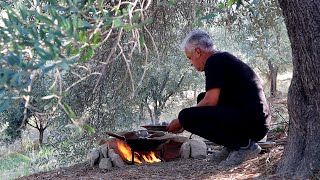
top-left (65, 72), bottom-right (101, 92)
top-left (118, 43), bottom-right (135, 97)
top-left (93, 29), bottom-right (122, 93)
top-left (136, 42), bottom-right (149, 88)
top-left (19, 70), bottom-right (36, 129)
top-left (144, 27), bottom-right (160, 61)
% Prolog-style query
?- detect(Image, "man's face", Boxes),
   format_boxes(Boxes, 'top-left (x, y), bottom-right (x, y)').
top-left (185, 48), bottom-right (203, 71)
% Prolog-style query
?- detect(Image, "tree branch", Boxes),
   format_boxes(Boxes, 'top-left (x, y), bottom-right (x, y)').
top-left (27, 121), bottom-right (39, 130)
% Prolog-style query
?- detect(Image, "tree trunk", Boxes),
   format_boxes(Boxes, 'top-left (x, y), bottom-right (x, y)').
top-left (145, 99), bottom-right (154, 124)
top-left (138, 103), bottom-right (144, 122)
top-left (277, 0), bottom-right (320, 178)
top-left (270, 67), bottom-right (278, 97)
top-left (268, 61), bottom-right (278, 97)
top-left (154, 109), bottom-right (160, 124)
top-left (39, 128), bottom-right (44, 145)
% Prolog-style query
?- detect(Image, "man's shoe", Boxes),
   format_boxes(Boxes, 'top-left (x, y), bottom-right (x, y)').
top-left (207, 147), bottom-right (230, 163)
top-left (219, 140), bottom-right (261, 168)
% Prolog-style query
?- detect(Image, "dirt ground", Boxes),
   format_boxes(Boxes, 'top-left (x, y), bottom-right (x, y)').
top-left (19, 144), bottom-right (286, 180)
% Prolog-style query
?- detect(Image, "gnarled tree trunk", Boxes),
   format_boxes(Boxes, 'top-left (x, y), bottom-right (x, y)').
top-left (277, 0), bottom-right (320, 178)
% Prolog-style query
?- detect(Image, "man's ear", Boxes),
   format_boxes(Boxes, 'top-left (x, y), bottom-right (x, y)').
top-left (195, 48), bottom-right (201, 57)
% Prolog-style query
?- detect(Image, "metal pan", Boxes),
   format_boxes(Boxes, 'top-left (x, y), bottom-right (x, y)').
top-left (140, 125), bottom-right (168, 131)
top-left (106, 131), bottom-right (165, 152)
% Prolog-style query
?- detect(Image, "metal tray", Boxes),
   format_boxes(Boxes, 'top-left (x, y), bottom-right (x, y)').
top-left (140, 125), bottom-right (168, 131)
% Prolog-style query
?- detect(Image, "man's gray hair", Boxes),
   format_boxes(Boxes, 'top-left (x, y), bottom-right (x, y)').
top-left (180, 30), bottom-right (214, 52)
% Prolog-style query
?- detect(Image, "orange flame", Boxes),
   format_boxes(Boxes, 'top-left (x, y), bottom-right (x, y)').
top-left (141, 152), bottom-right (161, 163)
top-left (116, 141), bottom-right (161, 163)
top-left (117, 141), bottom-right (142, 163)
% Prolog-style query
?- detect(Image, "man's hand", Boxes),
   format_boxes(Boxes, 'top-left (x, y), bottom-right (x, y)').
top-left (166, 118), bottom-right (184, 133)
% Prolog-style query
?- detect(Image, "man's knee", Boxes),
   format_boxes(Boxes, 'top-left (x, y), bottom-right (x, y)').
top-left (178, 108), bottom-right (193, 128)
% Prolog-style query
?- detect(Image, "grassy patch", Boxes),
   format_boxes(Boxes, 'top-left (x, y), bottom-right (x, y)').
top-left (0, 153), bottom-right (32, 179)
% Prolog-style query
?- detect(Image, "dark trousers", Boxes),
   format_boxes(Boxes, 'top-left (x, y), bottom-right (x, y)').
top-left (179, 92), bottom-right (268, 150)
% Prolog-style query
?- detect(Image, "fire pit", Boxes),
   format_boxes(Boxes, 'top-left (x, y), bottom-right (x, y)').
top-left (91, 132), bottom-right (207, 169)
top-left (106, 131), bottom-right (166, 164)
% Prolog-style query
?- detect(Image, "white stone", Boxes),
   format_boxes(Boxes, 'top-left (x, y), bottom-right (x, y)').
top-left (111, 154), bottom-right (124, 167)
top-left (108, 149), bottom-right (117, 158)
top-left (188, 139), bottom-right (207, 159)
top-left (96, 146), bottom-right (104, 162)
top-left (100, 144), bottom-right (109, 158)
top-left (180, 142), bottom-right (191, 159)
top-left (108, 148), bottom-right (124, 167)
top-left (99, 158), bottom-right (112, 170)
top-left (87, 148), bottom-right (100, 167)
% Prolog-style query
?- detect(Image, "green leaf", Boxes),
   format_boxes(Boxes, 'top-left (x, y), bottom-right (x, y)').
top-left (227, 0), bottom-right (235, 6)
top-left (168, 0), bottom-right (176, 6)
top-left (41, 64), bottom-right (55, 76)
top-left (31, 61), bottom-right (45, 71)
top-left (19, 40), bottom-right (34, 47)
top-left (54, 36), bottom-right (62, 47)
top-left (78, 20), bottom-right (92, 30)
top-left (113, 18), bottom-right (123, 28)
top-left (78, 0), bottom-right (87, 10)
top-left (0, 2), bottom-right (10, 8)
top-left (48, 44), bottom-right (57, 59)
top-left (63, 102), bottom-right (77, 122)
top-left (236, 0), bottom-right (243, 5)
top-left (58, 16), bottom-right (69, 29)
top-left (79, 30), bottom-right (87, 42)
top-left (70, 17), bottom-right (76, 35)
top-left (71, 48), bottom-right (80, 55)
top-left (4, 52), bottom-right (20, 66)
top-left (46, 0), bottom-right (58, 5)
top-left (30, 26), bottom-right (39, 40)
top-left (19, 5), bottom-right (28, 21)
top-left (139, 33), bottom-right (145, 47)
top-left (66, 44), bottom-right (72, 56)
top-left (35, 46), bottom-right (55, 60)
top-left (9, 73), bottom-right (23, 87)
top-left (81, 46), bottom-right (94, 62)
top-left (0, 97), bottom-right (11, 113)
top-left (35, 14), bottom-right (53, 25)
top-left (132, 13), bottom-right (141, 23)
top-left (92, 31), bottom-right (101, 44)
top-left (39, 27), bottom-right (47, 40)
top-left (2, 15), bottom-right (11, 27)
top-left (82, 124), bottom-right (96, 135)
top-left (59, 62), bottom-right (69, 70)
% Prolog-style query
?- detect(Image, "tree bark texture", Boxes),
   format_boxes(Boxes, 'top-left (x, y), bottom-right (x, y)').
top-left (39, 128), bottom-right (44, 145)
top-left (268, 61), bottom-right (278, 97)
top-left (277, 0), bottom-right (320, 178)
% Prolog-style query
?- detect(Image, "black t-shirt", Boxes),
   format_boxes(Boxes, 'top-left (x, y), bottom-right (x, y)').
top-left (204, 52), bottom-right (270, 121)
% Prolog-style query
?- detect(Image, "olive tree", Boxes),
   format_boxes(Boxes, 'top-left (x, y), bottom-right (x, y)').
top-left (276, 0), bottom-right (320, 178)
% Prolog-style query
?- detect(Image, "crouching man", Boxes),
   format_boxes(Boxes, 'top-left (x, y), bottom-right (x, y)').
top-left (166, 30), bottom-right (271, 167)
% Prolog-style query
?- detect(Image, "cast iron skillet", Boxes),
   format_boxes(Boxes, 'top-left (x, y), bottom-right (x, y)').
top-left (106, 131), bottom-right (165, 152)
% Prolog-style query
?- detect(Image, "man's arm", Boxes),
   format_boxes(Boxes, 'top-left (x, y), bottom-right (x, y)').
top-left (167, 88), bottom-right (221, 133)
top-left (197, 88), bottom-right (221, 106)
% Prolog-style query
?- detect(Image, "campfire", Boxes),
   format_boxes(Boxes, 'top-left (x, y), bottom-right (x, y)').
top-left (89, 130), bottom-right (208, 170)
top-left (116, 140), bottom-right (161, 164)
